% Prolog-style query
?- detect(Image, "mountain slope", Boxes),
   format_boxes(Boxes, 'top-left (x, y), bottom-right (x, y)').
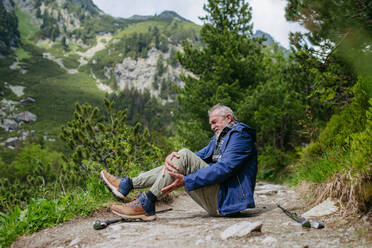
top-left (0, 0), bottom-right (201, 151)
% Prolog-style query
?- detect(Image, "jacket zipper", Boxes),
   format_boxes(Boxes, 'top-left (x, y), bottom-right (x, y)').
top-left (236, 175), bottom-right (246, 199)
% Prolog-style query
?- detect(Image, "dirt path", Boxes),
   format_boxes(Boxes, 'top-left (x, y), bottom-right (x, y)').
top-left (11, 182), bottom-right (371, 248)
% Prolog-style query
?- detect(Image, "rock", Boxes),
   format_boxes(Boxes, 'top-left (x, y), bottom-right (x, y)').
top-left (195, 239), bottom-right (203, 245)
top-left (220, 221), bottom-right (263, 240)
top-left (281, 221), bottom-right (302, 227)
top-left (5, 137), bottom-right (21, 148)
top-left (1, 99), bottom-right (19, 112)
top-left (255, 189), bottom-right (278, 195)
top-left (255, 184), bottom-right (284, 191)
top-left (302, 198), bottom-right (338, 218)
top-left (21, 130), bottom-right (35, 140)
top-left (106, 233), bottom-right (121, 239)
top-left (8, 85), bottom-right (25, 97)
top-left (114, 45), bottom-right (184, 98)
top-left (20, 97), bottom-right (36, 104)
top-left (109, 224), bottom-right (122, 231)
top-left (14, 111), bottom-right (37, 123)
top-left (68, 237), bottom-right (80, 246)
top-left (43, 53), bottom-right (78, 74)
top-left (261, 236), bottom-right (278, 246)
top-left (1, 118), bottom-right (18, 131)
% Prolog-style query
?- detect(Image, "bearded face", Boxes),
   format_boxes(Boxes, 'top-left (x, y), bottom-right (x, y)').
top-left (208, 110), bottom-right (232, 135)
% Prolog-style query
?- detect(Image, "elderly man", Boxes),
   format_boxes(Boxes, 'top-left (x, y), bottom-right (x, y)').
top-left (100, 104), bottom-right (257, 220)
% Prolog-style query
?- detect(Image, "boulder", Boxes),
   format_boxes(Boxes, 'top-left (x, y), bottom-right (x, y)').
top-left (5, 137), bottom-right (21, 148)
top-left (20, 97), bottom-right (36, 104)
top-left (1, 99), bottom-right (18, 112)
top-left (1, 118), bottom-right (18, 131)
top-left (14, 111), bottom-right (37, 123)
top-left (302, 198), bottom-right (338, 218)
top-left (220, 221), bottom-right (263, 240)
top-left (261, 236), bottom-right (278, 246)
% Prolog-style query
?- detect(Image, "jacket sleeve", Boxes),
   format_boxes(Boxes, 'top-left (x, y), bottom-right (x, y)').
top-left (184, 129), bottom-right (255, 191)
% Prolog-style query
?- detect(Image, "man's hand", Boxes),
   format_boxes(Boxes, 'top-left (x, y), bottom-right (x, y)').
top-left (161, 171), bottom-right (185, 197)
top-left (162, 152), bottom-right (180, 176)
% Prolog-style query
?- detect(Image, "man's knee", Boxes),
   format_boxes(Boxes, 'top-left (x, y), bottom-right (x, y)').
top-left (177, 148), bottom-right (193, 159)
top-left (171, 148), bottom-right (194, 172)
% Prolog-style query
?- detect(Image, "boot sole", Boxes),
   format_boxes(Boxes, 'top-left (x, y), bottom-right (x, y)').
top-left (111, 209), bottom-right (157, 221)
top-left (100, 171), bottom-right (125, 200)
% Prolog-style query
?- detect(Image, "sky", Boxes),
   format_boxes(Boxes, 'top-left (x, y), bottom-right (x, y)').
top-left (92, 0), bottom-right (307, 48)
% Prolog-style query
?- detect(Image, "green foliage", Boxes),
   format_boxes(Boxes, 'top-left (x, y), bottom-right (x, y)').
top-left (0, 144), bottom-right (63, 210)
top-left (60, 99), bottom-right (163, 176)
top-left (318, 77), bottom-right (371, 149)
top-left (238, 79), bottom-right (304, 150)
top-left (349, 98), bottom-right (372, 171)
top-left (290, 150), bottom-right (345, 185)
top-left (14, 8), bottom-right (39, 42)
top-left (0, 42), bottom-right (105, 145)
top-left (291, 76), bottom-right (372, 185)
top-left (39, 11), bottom-right (60, 41)
top-left (257, 146), bottom-right (296, 182)
top-left (0, 2), bottom-right (20, 54)
top-left (15, 47), bottom-right (31, 60)
top-left (285, 0), bottom-right (372, 48)
top-left (286, 0), bottom-right (372, 77)
top-left (9, 144), bottom-right (61, 181)
top-left (109, 88), bottom-right (176, 135)
top-left (0, 176), bottom-right (111, 248)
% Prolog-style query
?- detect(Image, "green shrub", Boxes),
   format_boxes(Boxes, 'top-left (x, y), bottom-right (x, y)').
top-left (10, 144), bottom-right (61, 181)
top-left (60, 99), bottom-right (163, 178)
top-left (0, 144), bottom-right (63, 210)
top-left (257, 146), bottom-right (297, 182)
top-left (0, 176), bottom-right (111, 248)
top-left (290, 150), bottom-right (345, 185)
top-left (349, 98), bottom-right (372, 172)
top-left (318, 77), bottom-right (370, 150)
top-left (289, 77), bottom-right (372, 212)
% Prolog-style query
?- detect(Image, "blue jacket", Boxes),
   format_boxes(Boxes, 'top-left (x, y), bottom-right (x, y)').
top-left (184, 123), bottom-right (257, 215)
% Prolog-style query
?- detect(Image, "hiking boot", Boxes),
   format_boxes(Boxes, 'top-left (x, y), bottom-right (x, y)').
top-left (111, 193), bottom-right (156, 221)
top-left (100, 170), bottom-right (133, 200)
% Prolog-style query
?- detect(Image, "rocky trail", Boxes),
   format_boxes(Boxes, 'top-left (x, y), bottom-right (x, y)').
top-left (12, 182), bottom-right (371, 248)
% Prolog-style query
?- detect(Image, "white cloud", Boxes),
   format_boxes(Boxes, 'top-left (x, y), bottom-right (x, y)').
top-left (249, 0), bottom-right (306, 47)
top-left (92, 0), bottom-right (306, 48)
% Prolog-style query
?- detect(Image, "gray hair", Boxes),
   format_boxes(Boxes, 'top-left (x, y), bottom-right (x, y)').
top-left (208, 104), bottom-right (238, 122)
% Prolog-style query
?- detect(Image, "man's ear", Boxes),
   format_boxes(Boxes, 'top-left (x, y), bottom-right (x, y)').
top-left (226, 114), bottom-right (233, 123)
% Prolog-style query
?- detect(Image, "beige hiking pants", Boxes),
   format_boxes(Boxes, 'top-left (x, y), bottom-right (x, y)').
top-left (132, 148), bottom-right (220, 216)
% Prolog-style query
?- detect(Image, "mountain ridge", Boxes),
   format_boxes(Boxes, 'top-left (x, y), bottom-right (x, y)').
top-left (0, 0), bottom-right (282, 149)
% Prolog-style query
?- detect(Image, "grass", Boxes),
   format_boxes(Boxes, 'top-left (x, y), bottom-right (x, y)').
top-left (0, 43), bottom-right (105, 152)
top-left (289, 150), bottom-right (345, 185)
top-left (15, 48), bottom-right (31, 61)
top-left (0, 176), bottom-right (113, 248)
top-left (28, 72), bottom-right (104, 151)
top-left (14, 8), bottom-right (40, 42)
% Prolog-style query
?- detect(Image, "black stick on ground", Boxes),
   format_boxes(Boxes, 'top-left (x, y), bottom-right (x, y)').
top-left (93, 208), bottom-right (173, 230)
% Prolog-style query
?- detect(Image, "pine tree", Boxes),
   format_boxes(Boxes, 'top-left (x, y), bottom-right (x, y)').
top-left (176, 0), bottom-right (264, 150)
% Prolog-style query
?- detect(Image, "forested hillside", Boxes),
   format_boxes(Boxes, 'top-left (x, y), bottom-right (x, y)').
top-left (0, 0), bottom-right (371, 247)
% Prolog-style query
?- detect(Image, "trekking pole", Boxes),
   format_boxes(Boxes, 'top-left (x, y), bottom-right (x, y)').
top-left (93, 208), bottom-right (173, 230)
top-left (274, 202), bottom-right (324, 229)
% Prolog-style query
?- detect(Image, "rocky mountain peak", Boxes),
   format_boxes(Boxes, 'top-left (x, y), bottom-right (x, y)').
top-left (129, 10), bottom-right (189, 22)
top-left (158, 10), bottom-right (188, 21)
